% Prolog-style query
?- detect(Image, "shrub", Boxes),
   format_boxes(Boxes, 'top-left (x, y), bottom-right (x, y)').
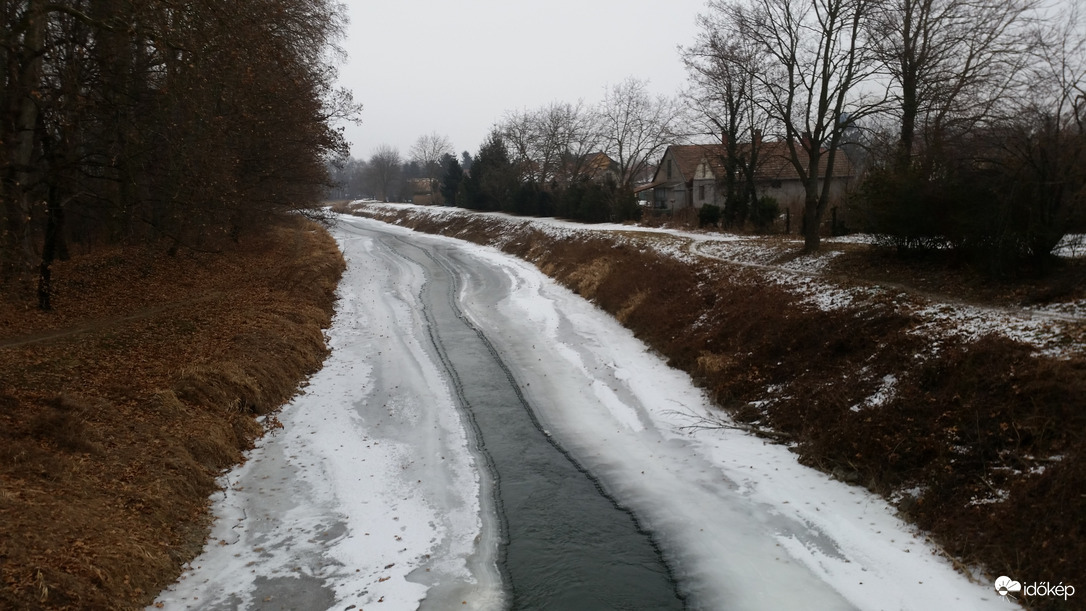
top-left (699, 204), bottom-right (722, 228)
top-left (750, 196), bottom-right (780, 231)
top-left (611, 187), bottom-right (642, 223)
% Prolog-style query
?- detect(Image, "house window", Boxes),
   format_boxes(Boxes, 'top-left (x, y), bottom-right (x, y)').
top-left (770, 179), bottom-right (782, 189)
top-left (666, 159), bottom-right (672, 180)
top-left (699, 185), bottom-right (706, 200)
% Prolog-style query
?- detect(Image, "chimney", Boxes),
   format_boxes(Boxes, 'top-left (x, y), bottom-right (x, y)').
top-left (801, 131), bottom-right (813, 151)
top-left (752, 129), bottom-right (763, 148)
top-left (721, 132), bottom-right (729, 147)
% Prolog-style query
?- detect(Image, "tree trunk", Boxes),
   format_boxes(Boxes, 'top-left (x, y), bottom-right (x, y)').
top-left (37, 183), bottom-right (65, 311)
top-left (802, 191), bottom-right (822, 252)
top-left (802, 147), bottom-right (823, 252)
top-left (4, 0), bottom-right (46, 277)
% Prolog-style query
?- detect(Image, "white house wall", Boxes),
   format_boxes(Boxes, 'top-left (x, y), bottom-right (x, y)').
top-left (762, 178), bottom-right (852, 230)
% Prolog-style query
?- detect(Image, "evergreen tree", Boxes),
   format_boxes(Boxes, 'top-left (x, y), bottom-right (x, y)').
top-left (461, 133), bottom-right (516, 211)
top-left (439, 154), bottom-right (463, 206)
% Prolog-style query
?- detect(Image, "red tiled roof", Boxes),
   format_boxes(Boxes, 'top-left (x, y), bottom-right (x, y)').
top-left (667, 145), bottom-right (717, 181)
top-left (661, 142), bottom-right (854, 183)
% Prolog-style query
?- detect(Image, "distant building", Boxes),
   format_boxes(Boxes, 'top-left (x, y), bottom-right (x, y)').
top-left (581, 152), bottom-right (620, 185)
top-left (408, 178), bottom-right (439, 205)
top-left (636, 141), bottom-right (855, 227)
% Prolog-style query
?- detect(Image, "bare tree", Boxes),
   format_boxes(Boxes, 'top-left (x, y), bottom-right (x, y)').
top-left (683, 15), bottom-right (771, 226)
top-left (410, 132), bottom-right (453, 204)
top-left (729, 0), bottom-right (882, 251)
top-left (501, 101), bottom-right (602, 188)
top-left (598, 77), bottom-right (680, 191)
top-left (2, 0), bottom-right (48, 278)
top-left (327, 157), bottom-right (370, 200)
top-left (367, 146), bottom-right (402, 202)
top-left (867, 0), bottom-right (1037, 164)
top-left (2, 0), bottom-right (356, 308)
top-left (543, 101), bottom-right (604, 186)
top-left (500, 108), bottom-right (539, 181)
top-left (997, 1), bottom-right (1086, 259)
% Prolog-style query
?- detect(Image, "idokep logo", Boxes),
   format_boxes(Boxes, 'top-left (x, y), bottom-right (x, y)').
top-left (995, 575), bottom-right (1076, 602)
top-left (994, 576), bottom-right (1022, 598)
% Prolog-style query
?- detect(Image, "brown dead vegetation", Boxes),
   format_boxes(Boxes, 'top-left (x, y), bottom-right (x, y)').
top-left (828, 245), bottom-right (1086, 309)
top-left (0, 217), bottom-right (344, 610)
top-left (357, 204), bottom-right (1084, 611)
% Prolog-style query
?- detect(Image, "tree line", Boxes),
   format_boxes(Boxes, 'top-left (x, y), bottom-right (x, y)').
top-left (683, 0), bottom-right (1085, 266)
top-left (1, 0), bottom-right (357, 309)
top-left (334, 0), bottom-right (1083, 268)
top-left (333, 77), bottom-right (680, 224)
top-left (328, 133), bottom-right (472, 206)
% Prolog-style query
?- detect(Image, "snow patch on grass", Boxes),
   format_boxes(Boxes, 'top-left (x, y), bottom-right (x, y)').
top-left (909, 303), bottom-right (1077, 357)
top-left (851, 375), bottom-right (898, 412)
top-left (1054, 234), bottom-right (1085, 258)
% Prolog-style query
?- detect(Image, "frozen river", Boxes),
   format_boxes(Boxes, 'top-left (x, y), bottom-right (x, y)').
top-left (151, 215), bottom-right (1002, 610)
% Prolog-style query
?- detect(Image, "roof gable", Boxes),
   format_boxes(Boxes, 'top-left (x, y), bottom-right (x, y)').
top-left (656, 141), bottom-right (854, 183)
top-left (651, 144), bottom-right (725, 184)
top-left (755, 141), bottom-right (854, 181)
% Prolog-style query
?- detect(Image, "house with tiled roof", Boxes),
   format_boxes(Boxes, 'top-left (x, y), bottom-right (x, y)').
top-left (408, 177), bottom-right (439, 205)
top-left (634, 145), bottom-right (710, 210)
top-left (582, 152), bottom-right (620, 184)
top-left (636, 141), bottom-right (855, 227)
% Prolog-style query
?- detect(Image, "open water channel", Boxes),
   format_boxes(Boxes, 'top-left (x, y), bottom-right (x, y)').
top-left (384, 231), bottom-right (684, 609)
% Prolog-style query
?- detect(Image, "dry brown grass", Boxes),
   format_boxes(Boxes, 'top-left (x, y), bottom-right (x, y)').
top-left (0, 215), bottom-right (344, 610)
top-left (828, 244), bottom-right (1086, 307)
top-left (358, 205), bottom-right (1085, 611)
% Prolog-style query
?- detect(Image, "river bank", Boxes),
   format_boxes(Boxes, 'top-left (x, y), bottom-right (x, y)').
top-left (0, 217), bottom-right (344, 610)
top-left (345, 201), bottom-right (1085, 611)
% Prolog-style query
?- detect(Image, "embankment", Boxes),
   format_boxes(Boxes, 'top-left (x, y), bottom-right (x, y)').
top-left (350, 203), bottom-right (1085, 610)
top-left (0, 217), bottom-right (345, 610)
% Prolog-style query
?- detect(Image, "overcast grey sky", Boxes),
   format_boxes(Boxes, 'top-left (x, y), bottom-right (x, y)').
top-left (335, 0), bottom-right (709, 160)
top-left (334, 0), bottom-right (1082, 161)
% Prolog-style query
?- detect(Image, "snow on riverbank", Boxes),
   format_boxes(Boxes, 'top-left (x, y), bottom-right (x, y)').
top-left (153, 213), bottom-right (1007, 610)
top-left (362, 202), bottom-right (1085, 356)
top-left (152, 222), bottom-right (502, 610)
top-left (449, 224), bottom-right (1002, 611)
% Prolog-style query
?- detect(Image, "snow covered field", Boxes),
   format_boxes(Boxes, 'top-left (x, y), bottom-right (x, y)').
top-left (151, 214), bottom-right (1008, 610)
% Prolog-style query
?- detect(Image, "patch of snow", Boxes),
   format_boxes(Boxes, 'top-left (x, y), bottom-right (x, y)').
top-left (967, 489), bottom-right (1010, 506)
top-left (890, 486), bottom-right (927, 505)
top-left (1054, 234), bottom-right (1085, 258)
top-left (764, 271), bottom-right (865, 312)
top-left (909, 303), bottom-right (1077, 357)
top-left (152, 220), bottom-right (503, 610)
top-left (696, 240), bottom-right (781, 265)
top-left (1027, 299), bottom-right (1086, 320)
top-left (451, 231), bottom-right (1002, 611)
top-left (780, 249), bottom-right (844, 273)
top-left (852, 375), bottom-right (898, 412)
top-left (826, 234), bottom-right (880, 245)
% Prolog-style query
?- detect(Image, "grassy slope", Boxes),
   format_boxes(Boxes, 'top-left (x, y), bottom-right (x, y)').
top-left (0, 217), bottom-right (345, 610)
top-left (350, 204), bottom-right (1085, 611)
